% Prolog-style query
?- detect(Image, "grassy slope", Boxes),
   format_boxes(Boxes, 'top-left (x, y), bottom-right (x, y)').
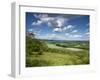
top-left (26, 41), bottom-right (89, 67)
top-left (26, 50), bottom-right (89, 67)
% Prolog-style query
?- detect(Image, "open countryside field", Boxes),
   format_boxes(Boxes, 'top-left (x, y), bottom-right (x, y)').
top-left (26, 39), bottom-right (89, 67)
top-left (26, 12), bottom-right (90, 67)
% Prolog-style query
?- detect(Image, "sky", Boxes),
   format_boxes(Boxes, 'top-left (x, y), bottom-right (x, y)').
top-left (26, 12), bottom-right (89, 41)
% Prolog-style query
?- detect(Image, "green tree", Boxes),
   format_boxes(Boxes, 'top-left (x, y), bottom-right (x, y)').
top-left (26, 32), bottom-right (47, 55)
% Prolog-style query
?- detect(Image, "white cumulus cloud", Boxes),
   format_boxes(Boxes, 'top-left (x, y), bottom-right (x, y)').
top-left (56, 18), bottom-right (65, 28)
top-left (62, 25), bottom-right (75, 32)
top-left (32, 14), bottom-right (68, 29)
top-left (28, 28), bottom-right (33, 32)
top-left (32, 20), bottom-right (42, 25)
top-left (53, 28), bottom-right (62, 32)
top-left (71, 35), bottom-right (82, 38)
top-left (71, 30), bottom-right (78, 33)
top-left (62, 27), bottom-right (67, 31)
top-left (66, 25), bottom-right (74, 29)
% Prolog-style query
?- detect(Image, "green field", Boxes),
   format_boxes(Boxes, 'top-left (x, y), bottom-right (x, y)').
top-left (26, 33), bottom-right (89, 67)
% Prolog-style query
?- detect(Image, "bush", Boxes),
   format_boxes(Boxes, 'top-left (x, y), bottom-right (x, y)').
top-left (26, 33), bottom-right (48, 55)
top-left (56, 43), bottom-right (68, 48)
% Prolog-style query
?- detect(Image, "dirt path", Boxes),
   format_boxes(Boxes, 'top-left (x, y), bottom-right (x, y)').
top-left (66, 48), bottom-right (83, 51)
top-left (47, 44), bottom-right (83, 51)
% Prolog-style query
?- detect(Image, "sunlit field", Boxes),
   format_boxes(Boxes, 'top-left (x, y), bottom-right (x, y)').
top-left (26, 35), bottom-right (89, 67)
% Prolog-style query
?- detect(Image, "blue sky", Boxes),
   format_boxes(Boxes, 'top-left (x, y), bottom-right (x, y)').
top-left (26, 12), bottom-right (89, 41)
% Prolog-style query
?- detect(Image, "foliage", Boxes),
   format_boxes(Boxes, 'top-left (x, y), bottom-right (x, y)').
top-left (26, 32), bottom-right (47, 56)
top-left (54, 41), bottom-right (89, 50)
top-left (26, 35), bottom-right (89, 67)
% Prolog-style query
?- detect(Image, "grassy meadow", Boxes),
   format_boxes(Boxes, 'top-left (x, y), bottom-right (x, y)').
top-left (26, 33), bottom-right (89, 67)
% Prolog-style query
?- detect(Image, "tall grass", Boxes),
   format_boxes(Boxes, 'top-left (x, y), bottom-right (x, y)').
top-left (26, 48), bottom-right (89, 67)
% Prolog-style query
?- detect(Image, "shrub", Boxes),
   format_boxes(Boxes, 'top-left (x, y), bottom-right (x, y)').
top-left (26, 32), bottom-right (48, 55)
top-left (56, 43), bottom-right (68, 48)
